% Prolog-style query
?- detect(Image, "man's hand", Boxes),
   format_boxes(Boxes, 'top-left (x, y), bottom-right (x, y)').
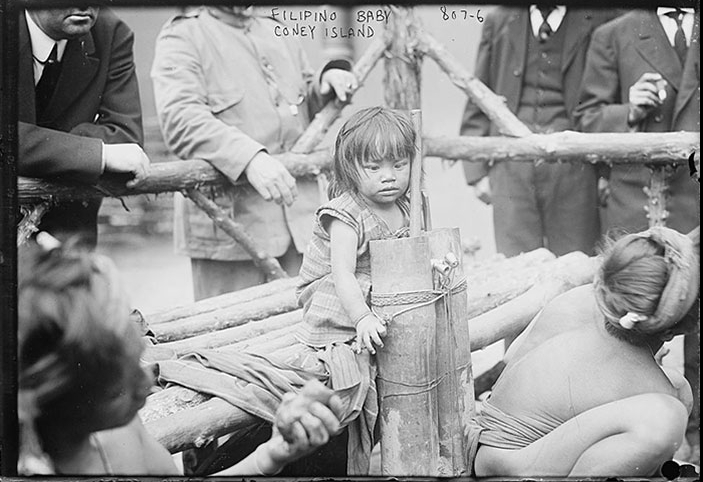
top-left (627, 72), bottom-right (667, 126)
top-left (320, 69), bottom-right (358, 103)
top-left (244, 151), bottom-right (298, 206)
top-left (254, 380), bottom-right (344, 474)
top-left (103, 143), bottom-right (150, 188)
top-left (472, 176), bottom-right (492, 205)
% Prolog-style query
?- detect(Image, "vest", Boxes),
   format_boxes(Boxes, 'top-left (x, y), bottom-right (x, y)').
top-left (516, 22), bottom-right (571, 133)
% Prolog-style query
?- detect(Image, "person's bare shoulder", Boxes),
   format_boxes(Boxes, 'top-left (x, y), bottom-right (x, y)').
top-left (93, 416), bottom-right (179, 475)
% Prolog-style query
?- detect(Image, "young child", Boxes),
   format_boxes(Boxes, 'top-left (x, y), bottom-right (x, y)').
top-left (17, 241), bottom-right (343, 475)
top-left (296, 106), bottom-right (416, 354)
top-left (148, 107), bottom-right (417, 475)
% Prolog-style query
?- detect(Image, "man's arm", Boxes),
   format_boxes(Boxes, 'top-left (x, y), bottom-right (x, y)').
top-left (574, 21), bottom-right (631, 133)
top-left (151, 22), bottom-right (267, 185)
top-left (18, 13), bottom-right (146, 184)
top-left (18, 122), bottom-right (104, 182)
top-left (69, 16), bottom-right (143, 146)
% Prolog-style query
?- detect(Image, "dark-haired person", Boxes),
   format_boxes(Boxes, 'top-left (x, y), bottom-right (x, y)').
top-left (467, 227), bottom-right (699, 476)
top-left (17, 241), bottom-right (344, 475)
top-left (7, 6), bottom-right (150, 248)
top-left (575, 7), bottom-right (700, 461)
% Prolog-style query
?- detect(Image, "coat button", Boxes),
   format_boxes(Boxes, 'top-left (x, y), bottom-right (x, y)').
top-left (654, 114), bottom-right (663, 122)
top-left (513, 68), bottom-right (521, 76)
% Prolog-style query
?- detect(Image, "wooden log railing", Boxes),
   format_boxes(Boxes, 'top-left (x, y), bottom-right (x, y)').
top-left (140, 246), bottom-right (586, 453)
top-left (17, 132), bottom-right (699, 205)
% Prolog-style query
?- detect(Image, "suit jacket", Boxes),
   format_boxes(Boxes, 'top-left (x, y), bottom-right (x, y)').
top-left (11, 9), bottom-right (143, 245)
top-left (460, 7), bottom-right (622, 184)
top-left (575, 9), bottom-right (699, 233)
top-left (152, 9), bottom-right (345, 261)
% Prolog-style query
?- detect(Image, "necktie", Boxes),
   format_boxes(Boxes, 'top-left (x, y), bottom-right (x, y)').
top-left (537, 6), bottom-right (555, 42)
top-left (35, 43), bottom-right (62, 117)
top-left (666, 9), bottom-right (688, 65)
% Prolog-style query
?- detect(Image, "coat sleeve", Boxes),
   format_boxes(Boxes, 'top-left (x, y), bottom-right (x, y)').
top-left (151, 21), bottom-right (266, 184)
top-left (68, 19), bottom-right (144, 146)
top-left (17, 122), bottom-right (104, 182)
top-left (574, 21), bottom-right (631, 134)
top-left (459, 15), bottom-right (494, 185)
top-left (17, 15), bottom-right (142, 183)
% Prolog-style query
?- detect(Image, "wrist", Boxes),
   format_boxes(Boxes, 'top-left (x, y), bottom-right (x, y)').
top-left (351, 310), bottom-right (373, 327)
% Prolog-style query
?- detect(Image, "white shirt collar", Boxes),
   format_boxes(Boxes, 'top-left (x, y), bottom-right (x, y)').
top-left (25, 11), bottom-right (68, 62)
top-left (25, 11), bottom-right (68, 84)
top-left (656, 7), bottom-right (695, 47)
top-left (529, 5), bottom-right (567, 37)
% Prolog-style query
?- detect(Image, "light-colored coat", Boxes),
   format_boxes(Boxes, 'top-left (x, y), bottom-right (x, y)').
top-left (152, 9), bottom-right (333, 260)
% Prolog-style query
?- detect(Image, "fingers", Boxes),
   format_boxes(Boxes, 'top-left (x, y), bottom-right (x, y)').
top-left (103, 143), bottom-right (151, 188)
top-left (321, 69), bottom-right (358, 103)
top-left (126, 150), bottom-right (150, 188)
top-left (629, 72), bottom-right (666, 109)
top-left (245, 154), bottom-right (298, 206)
top-left (298, 411), bottom-right (331, 447)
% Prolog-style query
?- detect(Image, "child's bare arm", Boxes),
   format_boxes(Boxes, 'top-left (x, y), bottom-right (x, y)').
top-left (329, 219), bottom-right (387, 353)
top-left (329, 219), bottom-right (373, 324)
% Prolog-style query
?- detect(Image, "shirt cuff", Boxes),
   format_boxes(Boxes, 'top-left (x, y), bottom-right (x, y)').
top-left (100, 141), bottom-right (107, 174)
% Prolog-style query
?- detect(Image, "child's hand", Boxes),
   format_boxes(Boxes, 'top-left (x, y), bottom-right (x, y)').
top-left (356, 313), bottom-right (387, 355)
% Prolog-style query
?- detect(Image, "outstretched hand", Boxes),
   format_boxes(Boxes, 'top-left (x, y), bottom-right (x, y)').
top-left (254, 380), bottom-right (344, 475)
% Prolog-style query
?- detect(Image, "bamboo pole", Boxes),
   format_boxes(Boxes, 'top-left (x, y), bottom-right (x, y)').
top-left (417, 30), bottom-right (531, 138)
top-left (409, 110), bottom-right (424, 236)
top-left (427, 228), bottom-right (473, 475)
top-left (183, 188), bottom-right (287, 282)
top-left (370, 236), bottom-right (439, 476)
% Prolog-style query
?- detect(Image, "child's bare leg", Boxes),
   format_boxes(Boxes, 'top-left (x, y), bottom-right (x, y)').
top-left (475, 393), bottom-right (688, 477)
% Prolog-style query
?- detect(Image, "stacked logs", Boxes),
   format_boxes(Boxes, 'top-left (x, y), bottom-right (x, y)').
top-left (140, 247), bottom-right (595, 454)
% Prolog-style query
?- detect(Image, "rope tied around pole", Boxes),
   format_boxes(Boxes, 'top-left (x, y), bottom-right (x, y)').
top-left (372, 257), bottom-right (467, 401)
top-left (370, 276), bottom-right (467, 326)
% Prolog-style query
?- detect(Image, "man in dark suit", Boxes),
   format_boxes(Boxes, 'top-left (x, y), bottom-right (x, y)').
top-left (11, 6), bottom-right (150, 248)
top-left (575, 7), bottom-right (700, 463)
top-left (460, 6), bottom-right (622, 258)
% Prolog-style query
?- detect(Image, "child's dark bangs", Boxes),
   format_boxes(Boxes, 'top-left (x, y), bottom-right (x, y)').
top-left (362, 120), bottom-right (414, 163)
